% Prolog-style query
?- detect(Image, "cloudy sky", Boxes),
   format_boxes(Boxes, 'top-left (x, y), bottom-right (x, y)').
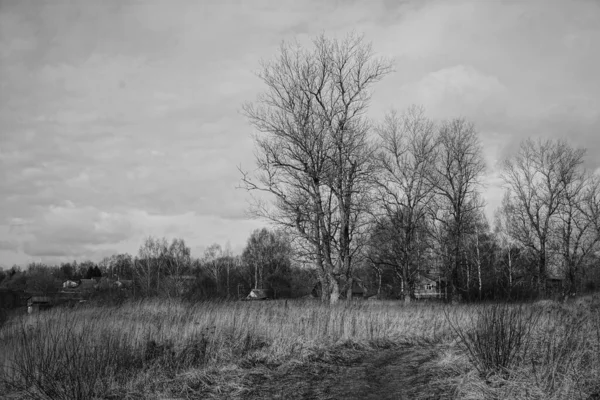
top-left (1, 0), bottom-right (599, 268)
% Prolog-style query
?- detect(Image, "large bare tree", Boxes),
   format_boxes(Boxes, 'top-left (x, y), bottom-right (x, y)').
top-left (501, 138), bottom-right (586, 296)
top-left (430, 119), bottom-right (486, 302)
top-left (241, 33), bottom-right (392, 303)
top-left (557, 169), bottom-right (600, 294)
top-left (374, 105), bottom-right (437, 302)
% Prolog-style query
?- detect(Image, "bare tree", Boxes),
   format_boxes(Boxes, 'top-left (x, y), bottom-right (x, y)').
top-left (203, 243), bottom-right (223, 295)
top-left (557, 170), bottom-right (600, 294)
top-left (494, 194), bottom-right (521, 295)
top-left (241, 32), bottom-right (392, 303)
top-left (374, 105), bottom-right (437, 302)
top-left (430, 119), bottom-right (486, 302)
top-left (166, 238), bottom-right (192, 297)
top-left (136, 236), bottom-right (169, 295)
top-left (584, 174), bottom-right (600, 239)
top-left (501, 138), bottom-right (586, 296)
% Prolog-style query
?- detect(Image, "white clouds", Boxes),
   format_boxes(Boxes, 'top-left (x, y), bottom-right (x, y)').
top-left (0, 204), bottom-right (264, 266)
top-left (0, 0), bottom-right (599, 264)
top-left (402, 65), bottom-right (509, 121)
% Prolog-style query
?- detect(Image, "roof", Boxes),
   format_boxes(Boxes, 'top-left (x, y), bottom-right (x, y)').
top-left (246, 289), bottom-right (272, 299)
top-left (415, 272), bottom-right (445, 283)
top-left (29, 296), bottom-right (52, 303)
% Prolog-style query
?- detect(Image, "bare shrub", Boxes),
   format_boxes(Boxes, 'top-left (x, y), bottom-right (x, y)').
top-left (2, 311), bottom-right (142, 400)
top-left (532, 306), bottom-right (595, 394)
top-left (447, 303), bottom-right (542, 377)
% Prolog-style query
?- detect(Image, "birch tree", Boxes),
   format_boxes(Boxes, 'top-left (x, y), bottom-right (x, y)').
top-left (373, 105), bottom-right (437, 302)
top-left (430, 119), bottom-right (486, 302)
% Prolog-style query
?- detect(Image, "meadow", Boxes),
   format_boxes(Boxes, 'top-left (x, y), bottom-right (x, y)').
top-left (0, 296), bottom-right (598, 399)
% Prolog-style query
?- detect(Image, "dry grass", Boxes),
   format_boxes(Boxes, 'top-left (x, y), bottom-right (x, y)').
top-left (0, 296), bottom-right (598, 399)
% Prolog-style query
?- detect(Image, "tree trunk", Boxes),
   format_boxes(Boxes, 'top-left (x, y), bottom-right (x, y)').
top-left (508, 247), bottom-right (512, 293)
top-left (346, 276), bottom-right (353, 300)
top-left (402, 266), bottom-right (411, 304)
top-left (329, 278), bottom-right (340, 304)
top-left (254, 262), bottom-right (258, 290)
top-left (475, 228), bottom-right (482, 301)
top-left (539, 244), bottom-right (547, 298)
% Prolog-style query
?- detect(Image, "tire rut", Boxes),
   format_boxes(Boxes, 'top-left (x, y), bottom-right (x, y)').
top-left (246, 346), bottom-right (452, 400)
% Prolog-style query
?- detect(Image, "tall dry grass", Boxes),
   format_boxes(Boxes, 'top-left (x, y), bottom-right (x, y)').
top-left (0, 299), bottom-right (460, 399)
top-left (451, 297), bottom-right (600, 400)
top-left (0, 296), bottom-right (598, 399)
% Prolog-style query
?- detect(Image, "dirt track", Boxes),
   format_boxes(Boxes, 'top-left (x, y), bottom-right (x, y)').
top-left (246, 346), bottom-right (455, 400)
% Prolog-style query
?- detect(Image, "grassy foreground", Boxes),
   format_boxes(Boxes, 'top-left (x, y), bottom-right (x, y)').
top-left (0, 296), bottom-right (598, 399)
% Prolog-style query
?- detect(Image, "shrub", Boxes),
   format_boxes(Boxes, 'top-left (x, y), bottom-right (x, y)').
top-left (1, 311), bottom-right (142, 400)
top-left (447, 303), bottom-right (541, 377)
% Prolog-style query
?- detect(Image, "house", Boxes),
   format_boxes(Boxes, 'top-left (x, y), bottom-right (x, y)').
top-left (114, 279), bottom-right (133, 289)
top-left (413, 273), bottom-right (446, 300)
top-left (245, 288), bottom-right (274, 300)
top-left (63, 280), bottom-right (79, 289)
top-left (27, 296), bottom-right (52, 313)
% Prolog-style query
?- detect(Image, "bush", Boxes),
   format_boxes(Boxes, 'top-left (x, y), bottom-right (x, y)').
top-left (2, 311), bottom-right (142, 400)
top-left (447, 303), bottom-right (541, 377)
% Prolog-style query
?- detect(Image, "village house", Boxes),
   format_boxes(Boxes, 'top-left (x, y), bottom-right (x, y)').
top-left (27, 296), bottom-right (52, 314)
top-left (413, 272), bottom-right (446, 300)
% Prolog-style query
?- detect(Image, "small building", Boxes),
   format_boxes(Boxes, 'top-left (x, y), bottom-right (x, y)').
top-left (245, 288), bottom-right (274, 300)
top-left (63, 280), bottom-right (79, 289)
top-left (413, 273), bottom-right (446, 300)
top-left (114, 279), bottom-right (133, 289)
top-left (27, 296), bottom-right (52, 314)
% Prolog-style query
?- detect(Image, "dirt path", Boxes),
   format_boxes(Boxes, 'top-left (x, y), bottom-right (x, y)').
top-left (246, 346), bottom-right (454, 400)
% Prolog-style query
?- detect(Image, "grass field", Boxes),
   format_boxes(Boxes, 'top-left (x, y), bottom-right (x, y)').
top-left (0, 296), bottom-right (598, 399)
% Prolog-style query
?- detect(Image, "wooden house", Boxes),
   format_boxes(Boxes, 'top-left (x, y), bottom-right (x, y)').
top-left (245, 288), bottom-right (274, 300)
top-left (413, 273), bottom-right (446, 300)
top-left (27, 296), bottom-right (52, 313)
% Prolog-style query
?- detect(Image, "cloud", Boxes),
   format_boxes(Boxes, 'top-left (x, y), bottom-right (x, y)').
top-left (1, 0), bottom-right (599, 265)
top-left (401, 65), bottom-right (509, 122)
top-left (0, 201), bottom-right (264, 264)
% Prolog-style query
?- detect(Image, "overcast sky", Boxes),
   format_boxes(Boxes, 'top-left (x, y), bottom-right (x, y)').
top-left (1, 0), bottom-right (599, 268)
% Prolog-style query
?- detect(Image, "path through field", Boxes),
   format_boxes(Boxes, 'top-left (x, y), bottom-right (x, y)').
top-left (246, 345), bottom-right (455, 400)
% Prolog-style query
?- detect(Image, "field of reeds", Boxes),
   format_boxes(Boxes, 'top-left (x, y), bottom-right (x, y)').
top-left (0, 296), bottom-right (598, 399)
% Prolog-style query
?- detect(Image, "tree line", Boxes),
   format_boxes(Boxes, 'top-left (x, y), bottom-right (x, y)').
top-left (0, 228), bottom-right (316, 300)
top-left (240, 32), bottom-right (600, 303)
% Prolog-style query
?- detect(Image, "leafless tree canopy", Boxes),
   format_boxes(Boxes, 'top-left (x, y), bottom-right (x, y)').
top-left (372, 105), bottom-right (437, 302)
top-left (500, 138), bottom-right (589, 293)
top-left (430, 119), bottom-right (486, 301)
top-left (241, 33), bottom-right (392, 303)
